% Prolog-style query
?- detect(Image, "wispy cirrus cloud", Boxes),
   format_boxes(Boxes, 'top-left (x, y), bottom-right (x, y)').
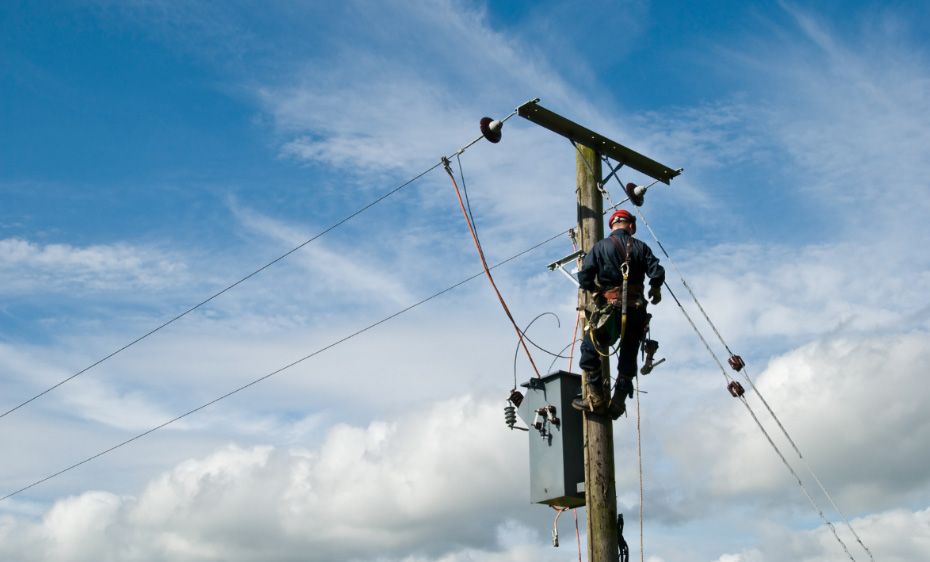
top-left (0, 238), bottom-right (188, 296)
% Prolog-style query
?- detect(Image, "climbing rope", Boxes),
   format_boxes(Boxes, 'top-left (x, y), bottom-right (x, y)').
top-left (635, 376), bottom-right (645, 562)
top-left (443, 158), bottom-right (543, 379)
top-left (634, 209), bottom-right (875, 562)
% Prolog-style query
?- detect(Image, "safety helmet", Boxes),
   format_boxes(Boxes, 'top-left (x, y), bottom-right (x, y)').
top-left (608, 209), bottom-right (636, 227)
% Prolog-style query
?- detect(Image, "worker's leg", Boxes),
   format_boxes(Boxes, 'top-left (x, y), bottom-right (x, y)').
top-left (573, 327), bottom-right (609, 413)
top-left (578, 331), bottom-right (603, 387)
top-left (609, 307), bottom-right (648, 419)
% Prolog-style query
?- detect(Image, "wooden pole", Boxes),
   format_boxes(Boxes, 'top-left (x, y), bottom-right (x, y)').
top-left (576, 145), bottom-right (620, 562)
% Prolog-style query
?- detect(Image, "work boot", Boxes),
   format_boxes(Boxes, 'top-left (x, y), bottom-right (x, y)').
top-left (572, 384), bottom-right (608, 414)
top-left (608, 398), bottom-right (626, 420)
top-left (608, 377), bottom-right (634, 420)
top-left (572, 392), bottom-right (607, 414)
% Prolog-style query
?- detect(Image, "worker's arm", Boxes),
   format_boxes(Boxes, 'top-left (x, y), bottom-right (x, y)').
top-left (644, 244), bottom-right (665, 287)
top-left (577, 243), bottom-right (600, 291)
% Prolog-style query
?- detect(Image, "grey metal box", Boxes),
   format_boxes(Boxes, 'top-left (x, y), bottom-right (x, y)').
top-left (517, 371), bottom-right (585, 508)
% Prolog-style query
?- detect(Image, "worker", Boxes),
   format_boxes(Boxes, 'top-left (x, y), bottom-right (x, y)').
top-left (572, 209), bottom-right (665, 419)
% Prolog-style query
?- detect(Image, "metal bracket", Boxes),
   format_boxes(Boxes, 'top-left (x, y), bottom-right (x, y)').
top-left (547, 249), bottom-right (583, 287)
top-left (600, 157), bottom-right (625, 186)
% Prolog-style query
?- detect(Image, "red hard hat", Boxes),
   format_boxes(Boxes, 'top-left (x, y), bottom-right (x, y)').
top-left (608, 209), bottom-right (635, 227)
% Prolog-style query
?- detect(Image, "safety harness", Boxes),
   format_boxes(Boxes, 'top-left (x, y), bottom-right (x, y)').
top-left (608, 234), bottom-right (636, 341)
top-left (584, 234), bottom-right (639, 355)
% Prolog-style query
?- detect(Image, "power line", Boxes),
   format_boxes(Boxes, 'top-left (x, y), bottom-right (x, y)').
top-left (0, 164), bottom-right (440, 422)
top-left (1, 102), bottom-right (531, 423)
top-left (663, 284), bottom-right (858, 561)
top-left (0, 226), bottom-right (568, 502)
top-left (635, 206), bottom-right (874, 562)
top-left (9, 119), bottom-right (539, 423)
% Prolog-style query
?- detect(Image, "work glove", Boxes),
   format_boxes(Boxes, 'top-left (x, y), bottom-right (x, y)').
top-left (648, 285), bottom-right (662, 305)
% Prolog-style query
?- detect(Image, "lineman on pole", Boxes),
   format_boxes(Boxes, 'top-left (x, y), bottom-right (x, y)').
top-left (572, 209), bottom-right (665, 419)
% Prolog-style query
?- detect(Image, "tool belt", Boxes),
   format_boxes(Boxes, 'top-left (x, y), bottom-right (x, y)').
top-left (585, 285), bottom-right (642, 350)
top-left (601, 285), bottom-right (644, 308)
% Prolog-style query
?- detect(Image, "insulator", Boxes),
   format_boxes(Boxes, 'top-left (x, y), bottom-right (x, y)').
top-left (504, 405), bottom-right (517, 429)
top-left (728, 380), bottom-right (746, 397)
top-left (625, 182), bottom-right (645, 206)
top-left (728, 355), bottom-right (746, 372)
top-left (480, 116), bottom-right (503, 143)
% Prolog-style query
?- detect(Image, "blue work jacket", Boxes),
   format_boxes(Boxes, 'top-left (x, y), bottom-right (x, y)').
top-left (577, 229), bottom-right (665, 292)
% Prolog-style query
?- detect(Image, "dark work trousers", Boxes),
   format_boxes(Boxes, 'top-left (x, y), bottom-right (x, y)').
top-left (579, 304), bottom-right (648, 394)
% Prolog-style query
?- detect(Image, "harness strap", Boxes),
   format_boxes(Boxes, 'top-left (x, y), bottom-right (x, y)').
top-left (608, 235), bottom-right (634, 339)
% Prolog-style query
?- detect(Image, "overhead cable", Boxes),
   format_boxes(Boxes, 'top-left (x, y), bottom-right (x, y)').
top-left (634, 377), bottom-right (645, 562)
top-left (663, 284), bottom-right (858, 562)
top-left (635, 208), bottom-right (874, 562)
top-left (0, 164), bottom-right (436, 422)
top-left (600, 166), bottom-right (872, 561)
top-left (0, 105), bottom-right (526, 423)
top-left (0, 226), bottom-right (568, 502)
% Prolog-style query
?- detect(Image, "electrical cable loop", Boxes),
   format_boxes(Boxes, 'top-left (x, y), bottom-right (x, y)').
top-left (442, 156), bottom-right (542, 378)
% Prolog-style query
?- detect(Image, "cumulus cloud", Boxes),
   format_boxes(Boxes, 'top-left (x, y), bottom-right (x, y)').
top-left (712, 506), bottom-right (930, 562)
top-left (4, 4), bottom-right (930, 562)
top-left (665, 329), bottom-right (930, 515)
top-left (0, 396), bottom-right (541, 562)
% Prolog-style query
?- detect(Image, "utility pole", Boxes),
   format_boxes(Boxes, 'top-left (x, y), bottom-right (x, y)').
top-left (513, 99), bottom-right (679, 561)
top-left (576, 145), bottom-right (620, 562)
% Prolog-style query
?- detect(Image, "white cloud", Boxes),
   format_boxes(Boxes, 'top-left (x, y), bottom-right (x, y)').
top-left (4, 4), bottom-right (930, 562)
top-left (712, 506), bottom-right (930, 562)
top-left (228, 202), bottom-right (417, 306)
top-left (765, 8), bottom-right (930, 232)
top-left (0, 238), bottom-right (188, 295)
top-left (665, 329), bottom-right (930, 515)
top-left (0, 396), bottom-right (541, 562)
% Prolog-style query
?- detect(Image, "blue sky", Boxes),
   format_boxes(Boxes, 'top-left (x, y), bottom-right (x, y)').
top-left (2, 2), bottom-right (929, 561)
